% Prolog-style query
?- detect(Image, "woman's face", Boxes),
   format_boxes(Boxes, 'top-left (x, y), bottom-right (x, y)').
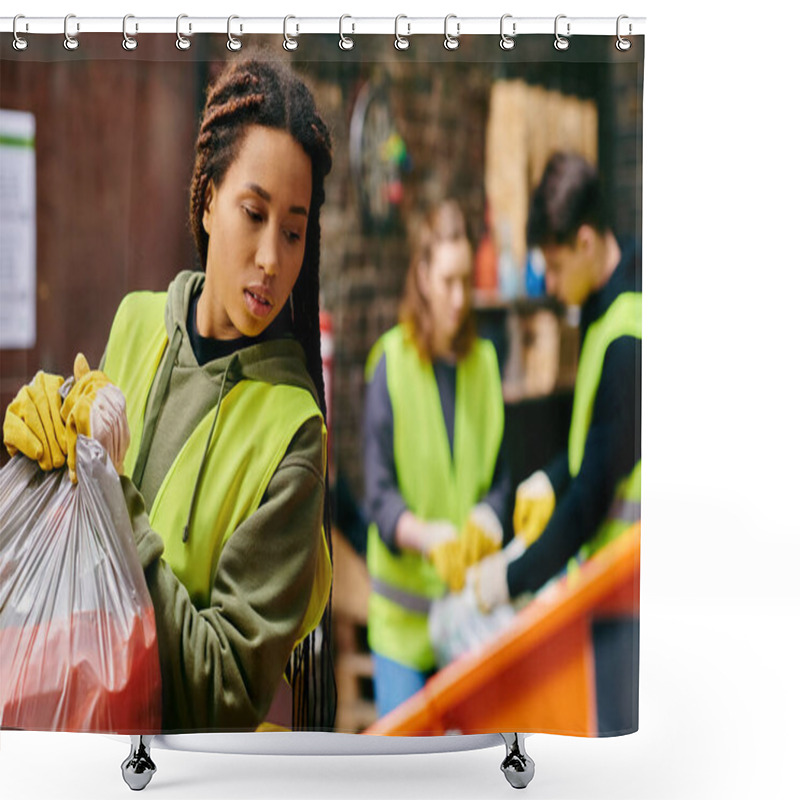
top-left (198, 125), bottom-right (313, 340)
top-left (420, 238), bottom-right (473, 354)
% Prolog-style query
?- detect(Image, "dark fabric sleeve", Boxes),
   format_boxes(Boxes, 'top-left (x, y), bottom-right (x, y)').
top-left (507, 335), bottom-right (641, 597)
top-left (120, 416), bottom-right (325, 732)
top-left (544, 450), bottom-right (571, 499)
top-left (363, 353), bottom-right (407, 554)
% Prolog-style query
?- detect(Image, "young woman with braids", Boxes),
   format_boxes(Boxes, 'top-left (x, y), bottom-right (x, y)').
top-left (3, 57), bottom-right (336, 733)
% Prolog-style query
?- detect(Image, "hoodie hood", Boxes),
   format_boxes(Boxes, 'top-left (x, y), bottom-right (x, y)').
top-left (164, 270), bottom-right (321, 408)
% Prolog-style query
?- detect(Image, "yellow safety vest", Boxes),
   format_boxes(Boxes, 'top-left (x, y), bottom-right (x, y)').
top-left (103, 291), bottom-right (332, 727)
top-left (568, 291), bottom-right (642, 565)
top-left (365, 325), bottom-right (504, 670)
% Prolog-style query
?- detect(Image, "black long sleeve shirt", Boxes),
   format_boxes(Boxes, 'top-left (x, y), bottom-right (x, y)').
top-left (507, 242), bottom-right (642, 597)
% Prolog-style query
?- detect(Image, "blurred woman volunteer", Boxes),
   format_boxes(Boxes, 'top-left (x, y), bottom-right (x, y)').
top-left (3, 57), bottom-right (335, 733)
top-left (363, 200), bottom-right (511, 715)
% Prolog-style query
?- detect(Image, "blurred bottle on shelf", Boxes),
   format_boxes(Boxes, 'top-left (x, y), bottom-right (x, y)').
top-left (474, 204), bottom-right (498, 295)
top-left (498, 218), bottom-right (519, 300)
top-left (525, 247), bottom-right (547, 298)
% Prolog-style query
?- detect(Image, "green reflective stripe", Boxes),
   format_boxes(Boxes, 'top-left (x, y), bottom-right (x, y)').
top-left (366, 326), bottom-right (504, 669)
top-left (568, 292), bottom-right (642, 477)
top-left (371, 575), bottom-right (433, 615)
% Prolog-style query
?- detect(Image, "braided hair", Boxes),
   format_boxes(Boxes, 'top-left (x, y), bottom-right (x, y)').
top-left (189, 56), bottom-right (336, 731)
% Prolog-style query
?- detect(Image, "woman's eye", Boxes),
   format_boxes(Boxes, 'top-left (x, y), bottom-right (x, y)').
top-left (284, 229), bottom-right (302, 243)
top-left (243, 207), bottom-right (262, 223)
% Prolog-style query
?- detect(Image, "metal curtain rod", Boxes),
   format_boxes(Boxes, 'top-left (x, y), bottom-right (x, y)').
top-left (1, 15), bottom-right (646, 37)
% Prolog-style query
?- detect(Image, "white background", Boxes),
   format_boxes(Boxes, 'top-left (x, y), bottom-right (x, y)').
top-left (2, 1), bottom-right (799, 798)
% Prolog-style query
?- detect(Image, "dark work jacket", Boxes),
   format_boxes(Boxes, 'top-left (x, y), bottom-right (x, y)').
top-left (507, 241), bottom-right (642, 597)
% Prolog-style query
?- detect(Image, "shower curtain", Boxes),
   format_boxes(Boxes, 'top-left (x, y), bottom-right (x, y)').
top-left (1, 24), bottom-right (643, 739)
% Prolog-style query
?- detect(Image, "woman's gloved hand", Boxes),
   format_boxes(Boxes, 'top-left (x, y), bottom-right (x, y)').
top-left (430, 503), bottom-right (503, 593)
top-left (3, 371), bottom-right (68, 470)
top-left (60, 353), bottom-right (130, 483)
top-left (513, 470), bottom-right (556, 547)
top-left (461, 503), bottom-right (503, 564)
top-left (466, 550), bottom-right (511, 614)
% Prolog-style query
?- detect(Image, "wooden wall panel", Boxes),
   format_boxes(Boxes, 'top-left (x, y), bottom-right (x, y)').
top-left (1, 46), bottom-right (198, 449)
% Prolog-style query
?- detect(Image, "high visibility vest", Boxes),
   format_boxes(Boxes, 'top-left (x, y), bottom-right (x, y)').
top-left (568, 291), bottom-right (642, 565)
top-left (365, 325), bottom-right (504, 670)
top-left (103, 291), bottom-right (332, 727)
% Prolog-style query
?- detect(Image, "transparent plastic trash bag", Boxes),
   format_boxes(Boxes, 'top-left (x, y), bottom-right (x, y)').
top-left (0, 436), bottom-right (161, 733)
top-left (429, 585), bottom-right (516, 669)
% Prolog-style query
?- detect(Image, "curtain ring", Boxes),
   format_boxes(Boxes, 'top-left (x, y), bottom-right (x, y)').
top-left (176, 14), bottom-right (191, 50)
top-left (394, 15), bottom-right (410, 51)
top-left (12, 15), bottom-right (28, 51)
top-left (63, 13), bottom-right (79, 51)
top-left (339, 15), bottom-right (355, 50)
top-left (554, 14), bottom-right (570, 51)
top-left (227, 15), bottom-right (242, 51)
top-left (500, 14), bottom-right (515, 50)
top-left (443, 14), bottom-right (459, 51)
top-left (616, 15), bottom-right (632, 51)
top-left (122, 14), bottom-right (138, 51)
top-left (283, 15), bottom-right (298, 51)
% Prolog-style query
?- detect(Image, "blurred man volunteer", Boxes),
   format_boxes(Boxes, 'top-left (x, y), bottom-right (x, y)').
top-left (470, 152), bottom-right (641, 629)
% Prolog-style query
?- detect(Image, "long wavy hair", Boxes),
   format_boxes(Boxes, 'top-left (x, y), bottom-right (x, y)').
top-left (399, 200), bottom-right (476, 361)
top-left (189, 55), bottom-right (335, 731)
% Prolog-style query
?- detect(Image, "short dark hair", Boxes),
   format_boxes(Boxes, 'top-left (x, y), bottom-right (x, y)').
top-left (527, 152), bottom-right (610, 247)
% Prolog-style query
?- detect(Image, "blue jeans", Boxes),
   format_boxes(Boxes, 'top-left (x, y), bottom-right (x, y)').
top-left (372, 652), bottom-right (433, 718)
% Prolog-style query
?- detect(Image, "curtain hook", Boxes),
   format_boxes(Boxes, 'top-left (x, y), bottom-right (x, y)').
top-left (176, 14), bottom-right (191, 50)
top-left (500, 14), bottom-right (516, 50)
top-left (227, 15), bottom-right (242, 51)
top-left (616, 15), bottom-right (632, 51)
top-left (63, 13), bottom-right (79, 51)
top-left (394, 15), bottom-right (410, 51)
top-left (444, 13), bottom-right (459, 51)
top-left (554, 14), bottom-right (570, 51)
top-left (122, 14), bottom-right (138, 51)
top-left (12, 15), bottom-right (28, 51)
top-left (339, 15), bottom-right (355, 50)
top-left (283, 15), bottom-right (299, 51)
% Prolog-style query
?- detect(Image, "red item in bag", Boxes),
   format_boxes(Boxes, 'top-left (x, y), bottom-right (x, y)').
top-left (0, 436), bottom-right (161, 733)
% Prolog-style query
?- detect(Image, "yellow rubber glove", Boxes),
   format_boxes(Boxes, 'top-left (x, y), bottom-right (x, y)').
top-left (513, 470), bottom-right (556, 547)
top-left (60, 353), bottom-right (130, 483)
top-left (461, 503), bottom-right (503, 565)
top-left (430, 538), bottom-right (468, 592)
top-left (430, 504), bottom-right (503, 593)
top-left (3, 371), bottom-right (68, 470)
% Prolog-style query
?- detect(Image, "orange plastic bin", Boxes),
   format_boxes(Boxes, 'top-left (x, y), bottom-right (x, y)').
top-left (365, 524), bottom-right (640, 737)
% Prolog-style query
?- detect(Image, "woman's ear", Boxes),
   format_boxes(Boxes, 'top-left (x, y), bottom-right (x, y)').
top-left (202, 180), bottom-right (216, 235)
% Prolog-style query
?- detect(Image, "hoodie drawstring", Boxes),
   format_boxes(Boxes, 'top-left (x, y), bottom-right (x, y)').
top-left (182, 358), bottom-right (233, 543)
top-left (132, 326), bottom-right (183, 489)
